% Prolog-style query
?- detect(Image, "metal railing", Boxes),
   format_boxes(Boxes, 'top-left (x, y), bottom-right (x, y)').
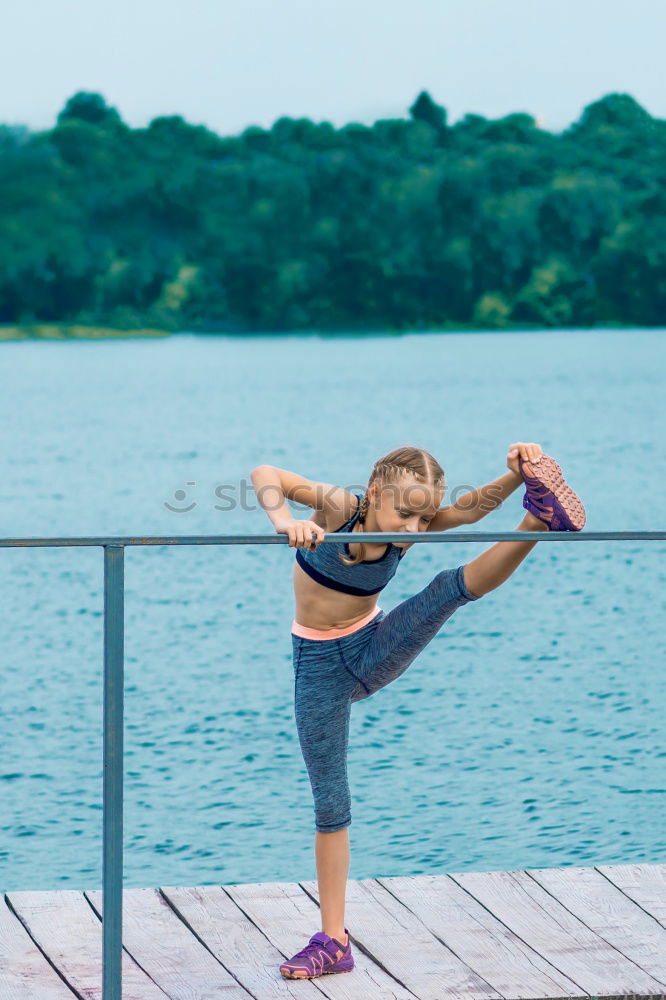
top-left (2, 528), bottom-right (665, 1000)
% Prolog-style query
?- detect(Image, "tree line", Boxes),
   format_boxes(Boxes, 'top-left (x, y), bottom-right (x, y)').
top-left (1, 89), bottom-right (664, 333)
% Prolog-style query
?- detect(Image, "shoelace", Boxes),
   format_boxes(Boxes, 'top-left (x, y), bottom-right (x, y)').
top-left (288, 935), bottom-right (340, 964)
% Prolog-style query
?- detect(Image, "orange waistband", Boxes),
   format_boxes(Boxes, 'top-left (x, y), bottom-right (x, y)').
top-left (291, 605), bottom-right (382, 640)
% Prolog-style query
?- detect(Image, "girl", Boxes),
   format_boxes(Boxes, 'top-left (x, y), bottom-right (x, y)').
top-left (250, 443), bottom-right (585, 980)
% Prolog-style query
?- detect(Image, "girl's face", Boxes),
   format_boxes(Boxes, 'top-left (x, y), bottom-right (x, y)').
top-left (368, 475), bottom-right (444, 545)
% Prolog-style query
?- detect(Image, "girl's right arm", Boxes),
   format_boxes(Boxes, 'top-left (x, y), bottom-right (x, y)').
top-left (250, 465), bottom-right (350, 551)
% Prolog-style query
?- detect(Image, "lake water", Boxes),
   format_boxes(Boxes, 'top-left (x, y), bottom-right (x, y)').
top-left (0, 328), bottom-right (664, 892)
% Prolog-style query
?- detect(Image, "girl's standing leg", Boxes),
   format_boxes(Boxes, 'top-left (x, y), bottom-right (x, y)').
top-left (315, 828), bottom-right (349, 945)
top-left (292, 636), bottom-right (358, 943)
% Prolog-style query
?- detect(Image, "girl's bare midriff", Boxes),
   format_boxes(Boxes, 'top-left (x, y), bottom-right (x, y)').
top-left (292, 511), bottom-right (392, 630)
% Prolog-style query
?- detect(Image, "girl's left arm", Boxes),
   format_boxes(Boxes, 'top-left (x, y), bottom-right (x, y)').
top-left (429, 471), bottom-right (523, 529)
top-left (428, 441), bottom-right (544, 529)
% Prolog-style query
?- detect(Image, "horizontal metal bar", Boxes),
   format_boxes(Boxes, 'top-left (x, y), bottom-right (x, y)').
top-left (0, 531), bottom-right (665, 547)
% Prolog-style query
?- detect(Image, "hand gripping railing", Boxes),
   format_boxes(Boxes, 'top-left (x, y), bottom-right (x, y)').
top-left (2, 528), bottom-right (665, 1000)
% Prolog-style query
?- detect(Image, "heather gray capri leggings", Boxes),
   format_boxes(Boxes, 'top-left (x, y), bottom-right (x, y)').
top-left (291, 564), bottom-right (480, 833)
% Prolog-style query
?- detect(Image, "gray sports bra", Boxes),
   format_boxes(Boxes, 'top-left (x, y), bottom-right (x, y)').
top-left (294, 493), bottom-right (405, 597)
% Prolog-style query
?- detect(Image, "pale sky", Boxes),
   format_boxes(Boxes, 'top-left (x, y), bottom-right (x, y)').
top-left (1, 0), bottom-right (664, 137)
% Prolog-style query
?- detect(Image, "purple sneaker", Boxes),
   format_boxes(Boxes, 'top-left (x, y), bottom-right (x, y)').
top-left (279, 927), bottom-right (354, 979)
top-left (519, 453), bottom-right (586, 531)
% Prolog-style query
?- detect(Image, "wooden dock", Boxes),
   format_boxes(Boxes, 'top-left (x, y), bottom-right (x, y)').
top-left (2, 862), bottom-right (665, 999)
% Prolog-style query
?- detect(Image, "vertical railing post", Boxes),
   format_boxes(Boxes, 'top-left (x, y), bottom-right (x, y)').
top-left (102, 544), bottom-right (124, 1000)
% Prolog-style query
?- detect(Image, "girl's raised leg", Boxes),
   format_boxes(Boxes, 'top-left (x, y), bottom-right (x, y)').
top-left (463, 510), bottom-right (547, 598)
top-left (350, 511), bottom-right (546, 700)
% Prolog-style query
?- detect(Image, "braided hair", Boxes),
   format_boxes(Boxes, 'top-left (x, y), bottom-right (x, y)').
top-left (357, 493), bottom-right (371, 524)
top-left (338, 446), bottom-right (445, 567)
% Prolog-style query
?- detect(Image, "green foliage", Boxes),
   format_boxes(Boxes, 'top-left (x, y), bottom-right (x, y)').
top-left (512, 255), bottom-right (596, 326)
top-left (571, 92), bottom-right (653, 132)
top-left (409, 91), bottom-right (447, 133)
top-left (57, 91), bottom-right (124, 127)
top-left (0, 89), bottom-right (664, 331)
top-left (473, 292), bottom-right (511, 329)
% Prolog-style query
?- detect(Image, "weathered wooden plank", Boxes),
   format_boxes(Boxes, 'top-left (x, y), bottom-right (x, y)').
top-left (86, 887), bottom-right (252, 999)
top-left (225, 878), bottom-right (419, 998)
top-left (301, 876), bottom-right (502, 1000)
top-left (527, 866), bottom-right (666, 987)
top-left (0, 896), bottom-right (76, 1000)
top-left (597, 863), bottom-right (666, 929)
top-left (162, 883), bottom-right (325, 999)
top-left (452, 868), bottom-right (664, 998)
top-left (375, 873), bottom-right (583, 1000)
top-left (6, 890), bottom-right (166, 1000)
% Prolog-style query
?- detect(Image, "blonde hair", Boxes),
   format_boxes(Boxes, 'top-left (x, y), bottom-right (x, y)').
top-left (338, 446), bottom-right (445, 566)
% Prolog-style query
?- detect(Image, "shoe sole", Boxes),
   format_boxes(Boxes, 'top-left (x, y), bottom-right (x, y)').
top-left (280, 967), bottom-right (353, 979)
top-left (521, 455), bottom-right (586, 531)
